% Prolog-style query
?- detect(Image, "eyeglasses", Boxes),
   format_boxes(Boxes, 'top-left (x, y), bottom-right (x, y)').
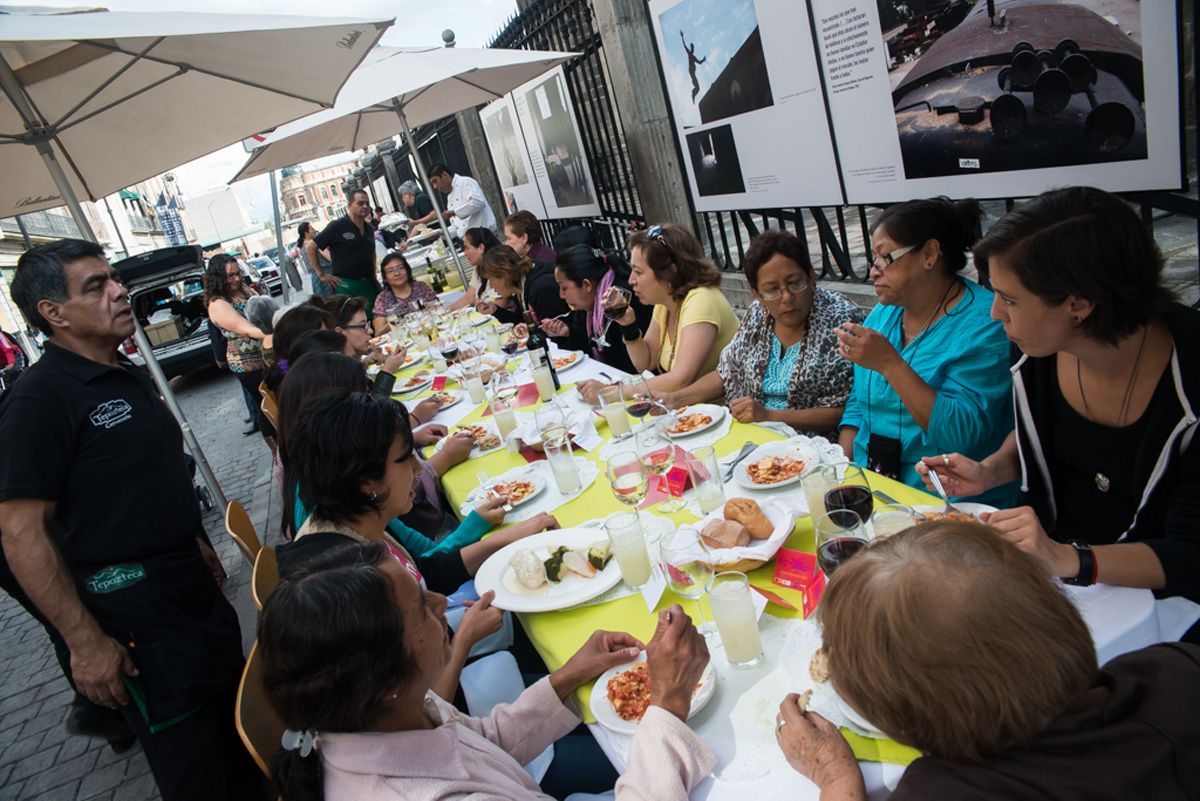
top-left (224, 271), bottom-right (242, 280)
top-left (758, 276), bottom-right (810, 302)
top-left (871, 244), bottom-right (917, 270)
top-left (383, 266), bottom-right (406, 277)
top-left (343, 321), bottom-right (372, 332)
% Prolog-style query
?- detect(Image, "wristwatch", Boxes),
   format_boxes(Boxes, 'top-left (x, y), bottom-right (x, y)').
top-left (621, 323), bottom-right (642, 342)
top-left (1063, 540), bottom-right (1097, 587)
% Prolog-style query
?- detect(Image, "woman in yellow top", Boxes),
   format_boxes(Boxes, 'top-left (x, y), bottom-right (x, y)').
top-left (611, 223), bottom-right (739, 391)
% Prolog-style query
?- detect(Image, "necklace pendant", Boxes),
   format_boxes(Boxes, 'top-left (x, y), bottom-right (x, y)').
top-left (1094, 472), bottom-right (1111, 493)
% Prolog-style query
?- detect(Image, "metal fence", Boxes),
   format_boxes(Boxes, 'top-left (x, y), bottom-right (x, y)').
top-left (490, 0), bottom-right (1198, 297)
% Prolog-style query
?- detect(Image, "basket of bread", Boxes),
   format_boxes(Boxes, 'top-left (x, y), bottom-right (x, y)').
top-left (696, 497), bottom-right (796, 572)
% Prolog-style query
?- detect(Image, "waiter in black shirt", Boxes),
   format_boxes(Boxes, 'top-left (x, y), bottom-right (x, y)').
top-left (0, 240), bottom-right (262, 801)
top-left (307, 188), bottom-right (379, 308)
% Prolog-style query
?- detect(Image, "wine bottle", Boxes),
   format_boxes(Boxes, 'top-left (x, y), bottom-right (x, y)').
top-left (521, 298), bottom-right (560, 391)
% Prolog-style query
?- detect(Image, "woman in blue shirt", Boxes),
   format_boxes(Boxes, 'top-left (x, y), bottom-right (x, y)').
top-left (836, 197), bottom-right (1016, 506)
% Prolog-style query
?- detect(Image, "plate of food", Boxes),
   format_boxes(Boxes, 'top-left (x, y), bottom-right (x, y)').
top-left (664, 404), bottom-right (725, 438)
top-left (733, 441), bottom-right (820, 490)
top-left (472, 474), bottom-right (547, 508)
top-left (474, 527), bottom-right (624, 612)
top-left (551, 351), bottom-right (585, 372)
top-left (913, 502), bottom-right (997, 523)
top-left (402, 351), bottom-right (425, 367)
top-left (426, 391), bottom-right (462, 411)
top-left (395, 372), bottom-right (434, 395)
top-left (590, 652), bottom-right (717, 735)
top-left (437, 422), bottom-right (504, 455)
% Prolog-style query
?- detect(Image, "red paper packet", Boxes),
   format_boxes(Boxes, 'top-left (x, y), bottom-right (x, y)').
top-left (772, 548), bottom-right (825, 617)
top-left (431, 375), bottom-right (448, 391)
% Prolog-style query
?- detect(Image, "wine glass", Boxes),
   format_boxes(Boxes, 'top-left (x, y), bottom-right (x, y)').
top-left (823, 463), bottom-right (874, 528)
top-left (597, 286), bottom-right (634, 347)
top-left (535, 401), bottom-right (570, 444)
top-left (606, 450), bottom-right (649, 515)
top-left (660, 528), bottom-right (716, 636)
top-left (620, 376), bottom-right (654, 429)
top-left (637, 427), bottom-right (682, 513)
top-left (813, 509), bottom-right (868, 578)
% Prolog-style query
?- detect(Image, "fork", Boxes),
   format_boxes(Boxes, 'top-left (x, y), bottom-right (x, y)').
top-left (476, 470), bottom-right (512, 512)
top-left (927, 469), bottom-right (966, 516)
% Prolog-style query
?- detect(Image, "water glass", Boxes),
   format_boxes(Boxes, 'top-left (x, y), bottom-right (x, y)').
top-left (685, 446), bottom-right (725, 514)
top-left (604, 512), bottom-right (652, 589)
top-left (598, 384), bottom-right (632, 441)
top-left (872, 503), bottom-right (918, 540)
top-left (707, 571), bottom-right (763, 668)
top-left (801, 464), bottom-right (838, 518)
top-left (606, 450), bottom-right (648, 510)
top-left (544, 430), bottom-right (581, 496)
top-left (535, 402), bottom-right (570, 444)
top-left (461, 358), bottom-right (487, 405)
top-left (660, 528), bottom-right (715, 635)
top-left (489, 390), bottom-right (519, 442)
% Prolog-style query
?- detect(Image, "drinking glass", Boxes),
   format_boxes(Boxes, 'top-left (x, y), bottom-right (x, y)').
top-left (706, 571), bottom-right (763, 668)
top-left (535, 401), bottom-right (570, 445)
top-left (638, 428), bottom-right (682, 513)
top-left (604, 512), bottom-right (652, 590)
top-left (606, 450), bottom-right (648, 513)
top-left (461, 358), bottom-right (487, 405)
top-left (597, 286), bottom-right (634, 347)
top-left (489, 371), bottom-right (520, 443)
top-left (484, 325), bottom-right (502, 354)
top-left (660, 528), bottom-right (716, 635)
top-left (801, 464), bottom-right (838, 518)
top-left (871, 503), bottom-right (918, 540)
top-left (598, 384), bottom-right (632, 441)
top-left (531, 351), bottom-right (556, 403)
top-left (685, 446), bottom-right (725, 514)
top-left (621, 376), bottom-right (654, 429)
top-left (823, 463), bottom-right (874, 528)
top-left (813, 509), bottom-right (868, 578)
top-left (544, 430), bottom-right (581, 496)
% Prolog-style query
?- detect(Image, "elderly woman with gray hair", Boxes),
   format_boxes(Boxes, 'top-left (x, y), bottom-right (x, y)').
top-left (777, 521), bottom-right (1200, 801)
top-left (245, 294), bottom-right (280, 364)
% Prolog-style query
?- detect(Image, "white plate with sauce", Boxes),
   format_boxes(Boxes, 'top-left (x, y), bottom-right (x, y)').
top-left (589, 652), bottom-right (717, 735)
top-left (663, 403), bottom-right (725, 438)
top-left (475, 528), bottom-right (623, 613)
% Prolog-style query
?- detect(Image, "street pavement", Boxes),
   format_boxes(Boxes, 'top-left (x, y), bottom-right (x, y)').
top-left (0, 366), bottom-right (279, 801)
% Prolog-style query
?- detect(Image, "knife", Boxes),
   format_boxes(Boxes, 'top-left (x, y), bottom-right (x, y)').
top-left (872, 489), bottom-right (926, 520)
top-left (722, 441), bottom-right (757, 482)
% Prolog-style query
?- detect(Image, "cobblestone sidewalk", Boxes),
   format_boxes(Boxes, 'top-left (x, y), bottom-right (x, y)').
top-left (0, 367), bottom-right (278, 801)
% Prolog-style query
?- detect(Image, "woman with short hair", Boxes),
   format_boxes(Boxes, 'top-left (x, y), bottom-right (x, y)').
top-left (776, 522), bottom-right (1200, 800)
top-left (611, 223), bottom-right (740, 392)
top-left (259, 539), bottom-right (714, 801)
top-left (475, 244), bottom-right (571, 326)
top-left (658, 230), bottom-right (863, 438)
top-left (504, 210), bottom-right (556, 266)
top-left (836, 197), bottom-right (1014, 505)
top-left (918, 187), bottom-right (1200, 606)
top-left (372, 253), bottom-right (438, 331)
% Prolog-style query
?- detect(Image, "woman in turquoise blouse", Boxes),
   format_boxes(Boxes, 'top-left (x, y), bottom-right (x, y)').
top-left (837, 197), bottom-right (1017, 507)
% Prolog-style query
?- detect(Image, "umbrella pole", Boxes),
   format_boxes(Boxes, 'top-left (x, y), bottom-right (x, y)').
top-left (393, 104), bottom-right (471, 292)
top-left (268, 170), bottom-right (292, 303)
top-left (0, 54), bottom-right (228, 513)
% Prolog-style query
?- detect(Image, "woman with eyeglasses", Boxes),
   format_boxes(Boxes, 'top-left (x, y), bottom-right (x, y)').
top-left (836, 197), bottom-right (1016, 505)
top-left (205, 253), bottom-right (268, 437)
top-left (609, 223), bottom-right (739, 392)
top-left (655, 230), bottom-right (863, 438)
top-left (372, 253), bottom-right (439, 333)
top-left (322, 294), bottom-right (409, 374)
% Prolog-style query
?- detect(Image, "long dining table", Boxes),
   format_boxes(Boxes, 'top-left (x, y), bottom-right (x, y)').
top-left (389, 319), bottom-right (1164, 801)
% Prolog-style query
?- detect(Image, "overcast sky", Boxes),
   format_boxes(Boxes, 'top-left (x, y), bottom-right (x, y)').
top-left (28, 0), bottom-right (520, 221)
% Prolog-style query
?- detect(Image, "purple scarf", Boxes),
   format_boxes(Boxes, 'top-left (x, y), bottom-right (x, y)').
top-left (588, 268), bottom-right (616, 355)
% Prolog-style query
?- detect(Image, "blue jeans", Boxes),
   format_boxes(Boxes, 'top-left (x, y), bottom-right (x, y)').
top-left (308, 267), bottom-right (334, 298)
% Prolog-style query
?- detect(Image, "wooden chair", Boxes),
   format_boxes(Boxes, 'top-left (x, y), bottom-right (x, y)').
top-left (259, 381), bottom-right (279, 431)
top-left (252, 547), bottom-right (279, 611)
top-left (235, 641), bottom-right (286, 778)
top-left (224, 500), bottom-right (261, 565)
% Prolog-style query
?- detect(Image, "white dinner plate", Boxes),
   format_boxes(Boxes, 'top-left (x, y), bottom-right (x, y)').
top-left (435, 421), bottom-right (505, 456)
top-left (733, 440), bottom-right (821, 490)
top-left (424, 391), bottom-right (462, 412)
top-left (663, 404), bottom-right (725, 438)
top-left (551, 351), bottom-right (585, 372)
top-left (394, 374), bottom-right (434, 395)
top-left (912, 502), bottom-right (998, 520)
top-left (589, 652), bottom-right (717, 735)
top-left (475, 528), bottom-right (624, 613)
top-left (469, 473), bottom-right (547, 509)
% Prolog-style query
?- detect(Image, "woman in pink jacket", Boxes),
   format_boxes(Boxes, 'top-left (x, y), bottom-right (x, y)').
top-left (258, 541), bottom-right (716, 801)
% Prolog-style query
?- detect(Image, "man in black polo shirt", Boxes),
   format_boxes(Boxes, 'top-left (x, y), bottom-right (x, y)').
top-left (0, 240), bottom-right (262, 801)
top-left (306, 188), bottom-right (379, 308)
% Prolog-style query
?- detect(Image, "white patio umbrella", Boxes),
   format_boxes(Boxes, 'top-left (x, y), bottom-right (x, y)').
top-left (0, 8), bottom-right (391, 509)
top-left (230, 44), bottom-right (576, 288)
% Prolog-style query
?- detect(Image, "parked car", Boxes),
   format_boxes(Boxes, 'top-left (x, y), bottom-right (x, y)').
top-left (247, 256), bottom-right (283, 296)
top-left (112, 245), bottom-right (216, 380)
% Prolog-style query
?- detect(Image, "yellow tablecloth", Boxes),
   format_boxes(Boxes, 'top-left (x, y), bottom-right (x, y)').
top-left (394, 356), bottom-right (926, 766)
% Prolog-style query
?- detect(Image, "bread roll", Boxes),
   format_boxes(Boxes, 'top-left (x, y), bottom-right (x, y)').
top-left (700, 519), bottom-right (749, 549)
top-left (724, 498), bottom-right (773, 539)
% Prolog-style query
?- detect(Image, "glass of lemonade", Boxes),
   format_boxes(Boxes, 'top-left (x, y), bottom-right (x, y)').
top-left (461, 358), bottom-right (487, 405)
top-left (598, 384), bottom-right (632, 441)
top-left (604, 512), bottom-right (652, 589)
top-left (801, 464), bottom-right (838, 519)
top-left (531, 351), bottom-right (556, 403)
top-left (543, 429), bottom-right (581, 496)
top-left (707, 571), bottom-right (764, 669)
top-left (489, 388), bottom-right (519, 442)
top-left (872, 503), bottom-right (918, 540)
top-left (685, 446), bottom-right (725, 514)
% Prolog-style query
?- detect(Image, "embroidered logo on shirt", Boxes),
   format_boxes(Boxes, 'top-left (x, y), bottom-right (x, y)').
top-left (89, 399), bottom-right (133, 429)
top-left (342, 232), bottom-right (355, 240)
top-left (85, 563), bottom-right (146, 594)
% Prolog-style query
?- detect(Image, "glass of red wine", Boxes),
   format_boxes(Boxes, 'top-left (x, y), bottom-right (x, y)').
top-left (814, 509), bottom-right (868, 578)
top-left (602, 286), bottom-right (632, 321)
top-left (620, 376), bottom-right (654, 429)
top-left (823, 463), bottom-right (873, 529)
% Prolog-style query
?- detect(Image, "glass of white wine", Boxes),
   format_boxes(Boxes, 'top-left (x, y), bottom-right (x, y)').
top-left (638, 428), bottom-right (683, 513)
top-left (606, 450), bottom-right (648, 516)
